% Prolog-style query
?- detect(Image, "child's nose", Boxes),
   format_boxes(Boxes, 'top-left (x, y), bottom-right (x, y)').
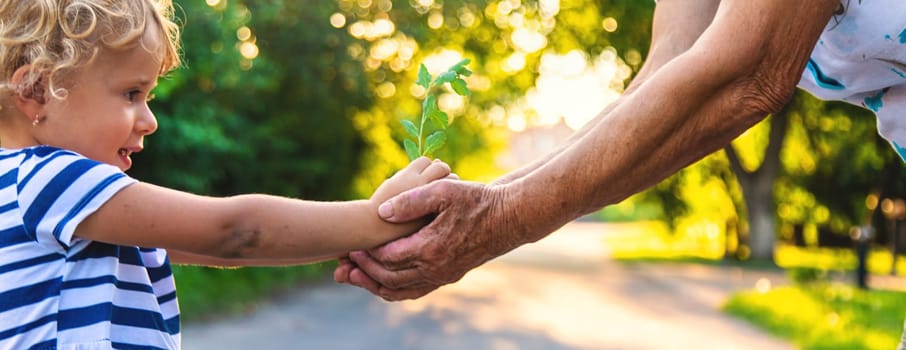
top-left (137, 106), bottom-right (158, 136)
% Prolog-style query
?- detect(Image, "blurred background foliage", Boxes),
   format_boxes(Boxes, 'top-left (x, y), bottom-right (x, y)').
top-left (143, 0), bottom-right (906, 324)
top-left (136, 0), bottom-right (371, 199)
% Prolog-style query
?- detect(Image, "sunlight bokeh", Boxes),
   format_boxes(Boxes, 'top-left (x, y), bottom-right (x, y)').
top-left (516, 48), bottom-right (631, 131)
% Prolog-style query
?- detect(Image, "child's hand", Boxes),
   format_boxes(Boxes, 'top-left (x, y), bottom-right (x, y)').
top-left (371, 157), bottom-right (451, 205)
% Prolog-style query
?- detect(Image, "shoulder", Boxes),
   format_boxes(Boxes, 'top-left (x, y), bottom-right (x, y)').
top-left (12, 146), bottom-right (131, 190)
top-left (7, 146), bottom-right (92, 181)
top-left (9, 146), bottom-right (137, 248)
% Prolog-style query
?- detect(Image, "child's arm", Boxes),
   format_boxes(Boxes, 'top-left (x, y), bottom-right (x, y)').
top-left (74, 157), bottom-right (450, 265)
top-left (165, 249), bottom-right (307, 267)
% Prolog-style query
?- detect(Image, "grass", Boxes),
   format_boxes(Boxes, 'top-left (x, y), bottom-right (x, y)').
top-left (173, 261), bottom-right (335, 322)
top-left (727, 247), bottom-right (906, 350)
top-left (599, 220), bottom-right (906, 349)
top-left (724, 283), bottom-right (906, 350)
top-left (775, 245), bottom-right (906, 277)
top-left (602, 220), bottom-right (906, 276)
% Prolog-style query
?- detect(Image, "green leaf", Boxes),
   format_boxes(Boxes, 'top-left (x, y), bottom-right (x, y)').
top-left (451, 78), bottom-right (470, 96)
top-left (431, 110), bottom-right (449, 129)
top-left (403, 139), bottom-right (419, 160)
top-left (401, 119), bottom-right (419, 138)
top-left (416, 64), bottom-right (431, 89)
top-left (424, 131), bottom-right (447, 155)
top-left (450, 58), bottom-right (471, 74)
top-left (434, 71), bottom-right (456, 85)
top-left (423, 95), bottom-right (438, 118)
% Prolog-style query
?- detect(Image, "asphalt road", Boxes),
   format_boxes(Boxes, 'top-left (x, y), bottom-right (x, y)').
top-left (182, 222), bottom-right (793, 350)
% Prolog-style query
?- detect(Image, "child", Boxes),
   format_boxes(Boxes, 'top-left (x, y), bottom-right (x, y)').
top-left (0, 1), bottom-right (450, 349)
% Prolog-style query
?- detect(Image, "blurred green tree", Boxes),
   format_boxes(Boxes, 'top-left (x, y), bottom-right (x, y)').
top-left (135, 0), bottom-right (381, 318)
top-left (134, 0), bottom-right (371, 200)
top-left (685, 91), bottom-right (906, 262)
top-left (777, 93), bottom-right (906, 252)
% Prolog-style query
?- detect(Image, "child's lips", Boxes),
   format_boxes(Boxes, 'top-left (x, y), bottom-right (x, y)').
top-left (118, 147), bottom-right (141, 169)
top-left (119, 147), bottom-right (143, 157)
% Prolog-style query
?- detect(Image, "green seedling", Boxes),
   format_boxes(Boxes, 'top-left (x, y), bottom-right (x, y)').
top-left (401, 58), bottom-right (472, 160)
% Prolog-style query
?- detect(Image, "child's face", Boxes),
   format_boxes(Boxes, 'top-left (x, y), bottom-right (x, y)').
top-left (39, 29), bottom-right (163, 171)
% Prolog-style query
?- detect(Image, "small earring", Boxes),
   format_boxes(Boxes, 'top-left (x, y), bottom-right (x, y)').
top-left (32, 114), bottom-right (42, 126)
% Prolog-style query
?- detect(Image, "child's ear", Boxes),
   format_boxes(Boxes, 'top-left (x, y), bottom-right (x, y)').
top-left (10, 65), bottom-right (47, 119)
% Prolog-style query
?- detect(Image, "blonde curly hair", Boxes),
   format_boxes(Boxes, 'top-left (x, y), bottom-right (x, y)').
top-left (0, 0), bottom-right (181, 103)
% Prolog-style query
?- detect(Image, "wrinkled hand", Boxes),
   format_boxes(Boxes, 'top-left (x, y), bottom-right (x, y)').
top-left (334, 180), bottom-right (520, 301)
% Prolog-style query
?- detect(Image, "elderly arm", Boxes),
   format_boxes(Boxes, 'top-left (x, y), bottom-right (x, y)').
top-left (502, 0), bottom-right (839, 241)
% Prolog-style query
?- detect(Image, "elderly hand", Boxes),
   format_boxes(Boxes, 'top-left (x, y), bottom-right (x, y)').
top-left (334, 180), bottom-right (521, 301)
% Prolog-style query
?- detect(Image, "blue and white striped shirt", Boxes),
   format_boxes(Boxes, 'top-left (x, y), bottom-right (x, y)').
top-left (0, 146), bottom-right (180, 349)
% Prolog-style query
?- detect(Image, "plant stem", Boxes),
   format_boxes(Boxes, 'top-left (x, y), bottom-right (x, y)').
top-left (418, 98), bottom-right (426, 155)
top-left (417, 82), bottom-right (435, 156)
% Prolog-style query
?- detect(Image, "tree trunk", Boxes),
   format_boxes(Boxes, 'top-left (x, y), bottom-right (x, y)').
top-left (741, 174), bottom-right (777, 261)
top-left (725, 105), bottom-right (790, 261)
